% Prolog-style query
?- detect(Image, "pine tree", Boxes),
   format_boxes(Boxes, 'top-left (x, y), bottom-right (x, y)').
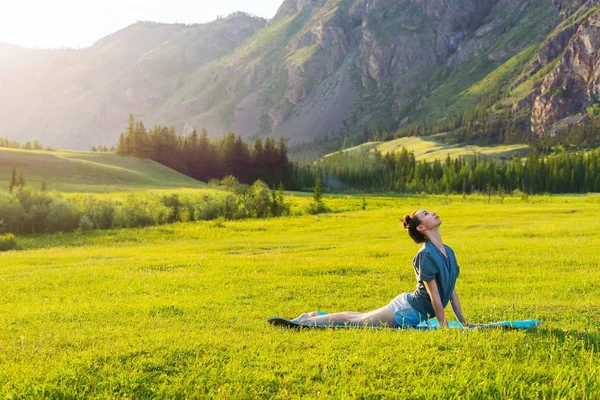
top-left (133, 121), bottom-right (149, 158)
top-left (17, 168), bottom-right (25, 188)
top-left (313, 177), bottom-right (323, 203)
top-left (9, 166), bottom-right (17, 193)
top-left (277, 182), bottom-right (285, 206)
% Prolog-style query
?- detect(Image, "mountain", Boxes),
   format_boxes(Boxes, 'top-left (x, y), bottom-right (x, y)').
top-left (1, 1), bottom-right (600, 151)
top-left (0, 13), bottom-right (266, 149)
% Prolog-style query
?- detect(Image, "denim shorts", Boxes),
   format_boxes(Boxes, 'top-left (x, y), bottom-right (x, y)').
top-left (388, 292), bottom-right (426, 328)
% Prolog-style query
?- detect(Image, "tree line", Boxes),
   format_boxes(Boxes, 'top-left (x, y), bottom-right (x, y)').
top-left (116, 114), bottom-right (292, 187)
top-left (114, 114), bottom-right (600, 194)
top-left (305, 146), bottom-right (600, 194)
top-left (1, 137), bottom-right (53, 151)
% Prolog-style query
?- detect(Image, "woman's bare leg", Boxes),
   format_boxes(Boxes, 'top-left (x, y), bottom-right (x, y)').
top-left (356, 306), bottom-right (398, 327)
top-left (297, 306), bottom-right (398, 328)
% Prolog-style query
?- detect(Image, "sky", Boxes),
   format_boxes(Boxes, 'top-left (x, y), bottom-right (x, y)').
top-left (0, 0), bottom-right (284, 49)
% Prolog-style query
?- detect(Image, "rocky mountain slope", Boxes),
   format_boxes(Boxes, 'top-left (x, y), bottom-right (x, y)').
top-left (0, 13), bottom-right (266, 149)
top-left (1, 1), bottom-right (600, 150)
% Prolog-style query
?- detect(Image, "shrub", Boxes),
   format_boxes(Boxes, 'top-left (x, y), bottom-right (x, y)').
top-left (210, 217), bottom-right (226, 228)
top-left (46, 199), bottom-right (80, 232)
top-left (219, 193), bottom-right (239, 220)
top-left (149, 203), bottom-right (173, 225)
top-left (14, 187), bottom-right (36, 212)
top-left (220, 175), bottom-right (240, 191)
top-left (305, 201), bottom-right (331, 215)
top-left (0, 233), bottom-right (16, 251)
top-left (160, 194), bottom-right (181, 223)
top-left (178, 207), bottom-right (192, 223)
top-left (250, 180), bottom-right (271, 218)
top-left (270, 183), bottom-right (290, 217)
top-left (78, 215), bottom-right (94, 232)
top-left (195, 198), bottom-right (220, 221)
top-left (81, 197), bottom-right (116, 229)
top-left (15, 189), bottom-right (54, 233)
top-left (0, 193), bottom-right (26, 234)
top-left (27, 202), bottom-right (51, 233)
top-left (115, 197), bottom-right (154, 228)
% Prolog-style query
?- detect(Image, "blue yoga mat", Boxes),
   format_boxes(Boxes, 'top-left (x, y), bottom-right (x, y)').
top-left (267, 312), bottom-right (541, 330)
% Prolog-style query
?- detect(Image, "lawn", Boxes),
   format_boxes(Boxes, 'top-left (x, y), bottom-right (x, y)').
top-left (1, 193), bottom-right (599, 398)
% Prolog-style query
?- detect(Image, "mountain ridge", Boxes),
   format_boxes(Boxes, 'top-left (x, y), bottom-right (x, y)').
top-left (2, 1), bottom-right (600, 152)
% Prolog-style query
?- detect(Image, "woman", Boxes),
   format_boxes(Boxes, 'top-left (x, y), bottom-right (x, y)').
top-left (295, 209), bottom-right (469, 329)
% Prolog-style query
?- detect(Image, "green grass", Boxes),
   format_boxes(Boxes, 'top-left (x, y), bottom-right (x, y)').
top-left (507, 57), bottom-right (560, 105)
top-left (286, 44), bottom-right (318, 67)
top-left (0, 148), bottom-right (205, 192)
top-left (1, 193), bottom-right (599, 397)
top-left (324, 135), bottom-right (530, 161)
top-left (550, 3), bottom-right (600, 39)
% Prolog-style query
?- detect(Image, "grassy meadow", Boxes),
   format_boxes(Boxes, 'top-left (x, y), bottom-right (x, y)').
top-left (324, 135), bottom-right (530, 162)
top-left (1, 192), bottom-right (599, 398)
top-left (0, 148), bottom-right (205, 192)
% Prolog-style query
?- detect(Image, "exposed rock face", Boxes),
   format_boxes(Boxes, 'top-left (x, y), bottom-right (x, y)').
top-left (356, 0), bottom-right (484, 91)
top-left (532, 8), bottom-right (600, 135)
top-left (2, 0), bottom-right (600, 148)
top-left (257, 0), bottom-right (498, 135)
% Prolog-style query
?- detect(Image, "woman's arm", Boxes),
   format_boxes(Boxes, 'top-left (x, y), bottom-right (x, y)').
top-left (423, 279), bottom-right (448, 327)
top-left (450, 289), bottom-right (468, 326)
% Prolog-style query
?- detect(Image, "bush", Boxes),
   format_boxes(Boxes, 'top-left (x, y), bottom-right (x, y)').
top-left (219, 193), bottom-right (239, 220)
top-left (194, 197), bottom-right (220, 221)
top-left (250, 180), bottom-right (271, 218)
top-left (115, 197), bottom-right (154, 228)
top-left (0, 193), bottom-right (26, 234)
top-left (305, 201), bottom-right (331, 215)
top-left (220, 175), bottom-right (240, 191)
top-left (78, 215), bottom-right (94, 232)
top-left (211, 217), bottom-right (226, 228)
top-left (178, 207), bottom-right (192, 223)
top-left (0, 179), bottom-right (292, 235)
top-left (81, 197), bottom-right (115, 229)
top-left (149, 203), bottom-right (173, 225)
top-left (0, 233), bottom-right (16, 251)
top-left (46, 199), bottom-right (80, 232)
top-left (270, 184), bottom-right (290, 217)
top-left (27, 201), bottom-right (51, 233)
top-left (160, 194), bottom-right (181, 223)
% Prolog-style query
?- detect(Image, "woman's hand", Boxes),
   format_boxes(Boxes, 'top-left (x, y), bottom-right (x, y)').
top-left (450, 290), bottom-right (468, 326)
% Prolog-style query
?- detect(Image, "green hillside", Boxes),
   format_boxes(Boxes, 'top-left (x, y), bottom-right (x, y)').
top-left (2, 1), bottom-right (599, 157)
top-left (324, 136), bottom-right (530, 161)
top-left (0, 148), bottom-right (205, 192)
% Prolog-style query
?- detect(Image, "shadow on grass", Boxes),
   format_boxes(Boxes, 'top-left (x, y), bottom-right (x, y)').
top-left (15, 228), bottom-right (142, 251)
top-left (526, 327), bottom-right (600, 351)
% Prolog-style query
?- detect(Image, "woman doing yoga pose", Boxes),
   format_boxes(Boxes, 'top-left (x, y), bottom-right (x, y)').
top-left (295, 209), bottom-right (469, 328)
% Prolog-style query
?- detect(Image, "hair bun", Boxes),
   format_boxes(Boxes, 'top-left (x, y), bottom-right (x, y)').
top-left (402, 215), bottom-right (411, 230)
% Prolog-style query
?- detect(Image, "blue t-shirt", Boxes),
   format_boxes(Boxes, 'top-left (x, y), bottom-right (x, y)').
top-left (408, 241), bottom-right (460, 318)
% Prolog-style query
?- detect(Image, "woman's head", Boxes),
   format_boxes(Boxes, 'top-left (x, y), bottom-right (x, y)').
top-left (402, 210), bottom-right (441, 243)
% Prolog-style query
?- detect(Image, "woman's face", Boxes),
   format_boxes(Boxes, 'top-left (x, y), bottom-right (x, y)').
top-left (415, 210), bottom-right (441, 231)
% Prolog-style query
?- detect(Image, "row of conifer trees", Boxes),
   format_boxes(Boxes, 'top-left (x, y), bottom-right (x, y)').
top-left (308, 146), bottom-right (600, 194)
top-left (115, 115), bottom-right (293, 187)
top-left (1, 137), bottom-right (52, 151)
top-left (114, 114), bottom-right (600, 194)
